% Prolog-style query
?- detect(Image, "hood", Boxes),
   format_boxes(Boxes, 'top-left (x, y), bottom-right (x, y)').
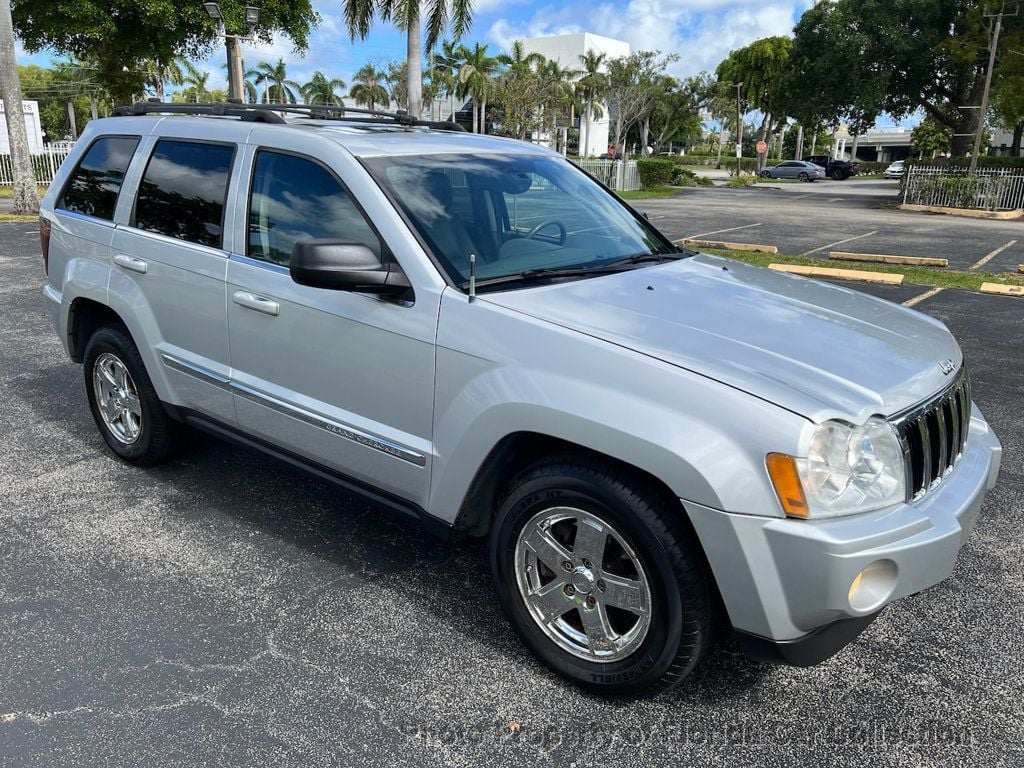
top-left (483, 254), bottom-right (962, 423)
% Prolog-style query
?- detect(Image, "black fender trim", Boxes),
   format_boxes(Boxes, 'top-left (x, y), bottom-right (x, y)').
top-left (735, 610), bottom-right (882, 667)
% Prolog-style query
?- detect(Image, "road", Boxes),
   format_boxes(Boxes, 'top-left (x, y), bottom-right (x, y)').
top-left (1, 222), bottom-right (1022, 767)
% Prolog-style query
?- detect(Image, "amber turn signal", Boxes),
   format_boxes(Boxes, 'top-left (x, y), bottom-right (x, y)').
top-left (766, 453), bottom-right (809, 518)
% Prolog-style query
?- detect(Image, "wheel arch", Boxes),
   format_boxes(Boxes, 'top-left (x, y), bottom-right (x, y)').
top-left (67, 297), bottom-right (126, 363)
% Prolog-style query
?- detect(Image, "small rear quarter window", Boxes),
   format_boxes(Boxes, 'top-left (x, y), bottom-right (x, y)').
top-left (58, 136), bottom-right (140, 221)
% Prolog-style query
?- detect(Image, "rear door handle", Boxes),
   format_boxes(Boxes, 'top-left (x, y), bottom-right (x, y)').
top-left (113, 253), bottom-right (148, 274)
top-left (232, 291), bottom-right (280, 316)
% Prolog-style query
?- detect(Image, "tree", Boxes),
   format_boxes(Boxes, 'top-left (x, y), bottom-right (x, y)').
top-left (786, 0), bottom-right (1023, 157)
top-left (538, 58), bottom-right (579, 150)
top-left (716, 36), bottom-right (794, 170)
top-left (12, 0), bottom-right (318, 107)
top-left (178, 61), bottom-right (211, 102)
top-left (1, 0), bottom-right (38, 214)
top-left (576, 49), bottom-right (608, 157)
top-left (646, 73), bottom-right (710, 152)
top-left (492, 43), bottom-right (546, 140)
top-left (911, 116), bottom-right (953, 157)
top-left (252, 59), bottom-right (301, 104)
top-left (18, 63), bottom-right (110, 141)
top-left (605, 51), bottom-right (677, 157)
top-left (302, 71), bottom-right (346, 105)
top-left (342, 0), bottom-right (472, 119)
top-left (349, 64), bottom-right (389, 111)
top-left (430, 40), bottom-right (462, 120)
top-left (457, 43), bottom-right (499, 133)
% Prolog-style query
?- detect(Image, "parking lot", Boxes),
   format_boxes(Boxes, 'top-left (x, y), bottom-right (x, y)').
top-left (1, 217), bottom-right (1022, 767)
top-left (642, 180), bottom-right (1024, 273)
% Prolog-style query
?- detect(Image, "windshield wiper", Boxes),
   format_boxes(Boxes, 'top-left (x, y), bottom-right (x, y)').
top-left (601, 250), bottom-right (692, 268)
top-left (461, 264), bottom-right (626, 291)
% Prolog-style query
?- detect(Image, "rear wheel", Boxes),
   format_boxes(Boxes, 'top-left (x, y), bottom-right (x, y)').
top-left (831, 169), bottom-right (845, 181)
top-left (489, 455), bottom-right (717, 696)
top-left (760, 170), bottom-right (771, 179)
top-left (83, 324), bottom-right (189, 465)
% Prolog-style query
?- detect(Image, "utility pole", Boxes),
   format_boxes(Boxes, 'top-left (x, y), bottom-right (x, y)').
top-left (735, 82), bottom-right (744, 177)
top-left (971, 1), bottom-right (1019, 173)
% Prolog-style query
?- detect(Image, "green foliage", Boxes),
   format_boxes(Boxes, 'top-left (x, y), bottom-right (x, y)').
top-left (349, 64), bottom-right (389, 110)
top-left (302, 72), bottom-right (346, 105)
top-left (726, 175), bottom-right (757, 188)
top-left (11, 0), bottom-right (318, 105)
top-left (636, 158), bottom-right (676, 189)
top-left (715, 36), bottom-right (794, 126)
top-left (911, 117), bottom-right (952, 156)
top-left (17, 63), bottom-right (109, 141)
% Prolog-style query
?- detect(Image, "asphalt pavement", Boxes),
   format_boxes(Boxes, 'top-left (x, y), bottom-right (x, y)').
top-left (1, 222), bottom-right (1022, 767)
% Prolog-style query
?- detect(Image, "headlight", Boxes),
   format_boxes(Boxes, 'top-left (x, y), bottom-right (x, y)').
top-left (767, 418), bottom-right (906, 518)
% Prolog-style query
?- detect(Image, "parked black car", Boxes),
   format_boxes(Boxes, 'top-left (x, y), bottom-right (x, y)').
top-left (806, 155), bottom-right (860, 180)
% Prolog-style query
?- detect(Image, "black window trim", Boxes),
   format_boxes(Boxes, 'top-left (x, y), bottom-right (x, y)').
top-left (244, 146), bottom-right (393, 266)
top-left (130, 136), bottom-right (238, 251)
top-left (56, 133), bottom-right (142, 223)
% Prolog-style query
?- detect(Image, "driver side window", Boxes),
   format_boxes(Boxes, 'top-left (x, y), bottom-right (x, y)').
top-left (247, 150), bottom-right (382, 266)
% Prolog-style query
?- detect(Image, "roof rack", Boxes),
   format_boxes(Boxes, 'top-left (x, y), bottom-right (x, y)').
top-left (113, 99), bottom-right (466, 131)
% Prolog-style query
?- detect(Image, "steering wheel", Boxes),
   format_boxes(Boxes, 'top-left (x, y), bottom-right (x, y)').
top-left (526, 220), bottom-right (567, 245)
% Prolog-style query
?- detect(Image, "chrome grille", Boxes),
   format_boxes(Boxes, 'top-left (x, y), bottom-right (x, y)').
top-left (892, 372), bottom-right (971, 501)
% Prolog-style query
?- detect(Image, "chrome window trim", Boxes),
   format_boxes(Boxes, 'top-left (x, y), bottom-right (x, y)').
top-left (54, 209), bottom-right (118, 229)
top-left (160, 353), bottom-right (425, 467)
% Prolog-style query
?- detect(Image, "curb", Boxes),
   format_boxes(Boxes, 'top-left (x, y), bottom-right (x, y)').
top-left (830, 251), bottom-right (948, 268)
top-left (899, 204), bottom-right (1024, 220)
top-left (768, 263), bottom-right (904, 284)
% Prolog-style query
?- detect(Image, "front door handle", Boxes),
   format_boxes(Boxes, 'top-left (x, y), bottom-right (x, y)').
top-left (232, 291), bottom-right (280, 316)
top-left (113, 253), bottom-right (148, 274)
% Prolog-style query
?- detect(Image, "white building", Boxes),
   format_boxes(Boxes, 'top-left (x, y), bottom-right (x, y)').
top-left (0, 101), bottom-right (45, 153)
top-left (521, 33), bottom-right (630, 157)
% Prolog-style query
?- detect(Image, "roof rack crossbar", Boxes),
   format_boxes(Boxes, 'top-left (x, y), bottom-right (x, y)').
top-left (113, 101), bottom-right (465, 131)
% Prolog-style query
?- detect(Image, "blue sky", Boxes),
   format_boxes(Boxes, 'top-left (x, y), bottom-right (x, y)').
top-left (16, 0), bottom-right (914, 128)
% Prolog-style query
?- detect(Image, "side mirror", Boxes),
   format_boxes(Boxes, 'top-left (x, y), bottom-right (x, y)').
top-left (290, 239), bottom-right (412, 298)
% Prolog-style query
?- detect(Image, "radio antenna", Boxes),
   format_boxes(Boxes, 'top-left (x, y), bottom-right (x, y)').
top-left (468, 254), bottom-right (477, 302)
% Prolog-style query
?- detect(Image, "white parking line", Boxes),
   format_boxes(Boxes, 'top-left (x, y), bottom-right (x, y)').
top-left (903, 287), bottom-right (945, 308)
top-left (784, 193), bottom-right (813, 203)
top-left (685, 223), bottom-right (763, 240)
top-left (799, 230), bottom-right (879, 257)
top-left (970, 240), bottom-right (1018, 271)
top-left (827, 197), bottom-right (842, 203)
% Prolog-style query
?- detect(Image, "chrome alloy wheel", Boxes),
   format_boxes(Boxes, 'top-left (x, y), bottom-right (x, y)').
top-left (514, 507), bottom-right (653, 663)
top-left (92, 352), bottom-right (143, 445)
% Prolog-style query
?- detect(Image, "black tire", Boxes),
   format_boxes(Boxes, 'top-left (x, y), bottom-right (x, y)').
top-left (798, 172), bottom-right (809, 182)
top-left (83, 323), bottom-right (189, 465)
top-left (831, 169), bottom-right (845, 181)
top-left (760, 170), bottom-right (771, 179)
top-left (489, 455), bottom-right (718, 696)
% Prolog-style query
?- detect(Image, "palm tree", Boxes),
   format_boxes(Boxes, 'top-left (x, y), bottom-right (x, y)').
top-left (499, 40), bottom-right (544, 76)
top-left (252, 59), bottom-right (301, 104)
top-left (349, 64), bottom-right (390, 111)
top-left (0, 0), bottom-right (38, 214)
top-left (342, 0), bottom-right (473, 119)
top-left (145, 57), bottom-right (186, 102)
top-left (457, 43), bottom-right (499, 134)
top-left (302, 71), bottom-right (347, 105)
top-left (576, 50), bottom-right (608, 157)
top-left (179, 60), bottom-right (211, 102)
top-left (431, 39), bottom-right (462, 121)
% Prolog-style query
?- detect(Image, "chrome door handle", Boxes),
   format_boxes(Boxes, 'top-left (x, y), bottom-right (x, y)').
top-left (113, 253), bottom-right (148, 274)
top-left (232, 291), bottom-right (280, 316)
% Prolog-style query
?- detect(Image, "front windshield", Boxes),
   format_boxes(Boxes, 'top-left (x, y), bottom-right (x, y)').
top-left (363, 153), bottom-right (677, 287)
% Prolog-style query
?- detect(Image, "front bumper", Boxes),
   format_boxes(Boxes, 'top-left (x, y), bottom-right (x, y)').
top-left (685, 405), bottom-right (1001, 665)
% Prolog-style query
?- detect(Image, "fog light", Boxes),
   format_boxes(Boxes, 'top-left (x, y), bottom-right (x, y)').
top-left (847, 560), bottom-right (898, 612)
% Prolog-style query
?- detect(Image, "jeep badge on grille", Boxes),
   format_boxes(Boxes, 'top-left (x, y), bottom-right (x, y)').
top-left (939, 358), bottom-right (956, 376)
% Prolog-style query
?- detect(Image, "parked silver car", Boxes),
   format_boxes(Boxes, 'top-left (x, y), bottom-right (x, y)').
top-left (760, 160), bottom-right (827, 181)
top-left (40, 103), bottom-right (1001, 695)
top-left (885, 160), bottom-right (906, 179)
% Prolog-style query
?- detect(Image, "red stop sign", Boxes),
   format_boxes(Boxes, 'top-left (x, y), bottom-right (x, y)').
top-left (756, 140), bottom-right (768, 154)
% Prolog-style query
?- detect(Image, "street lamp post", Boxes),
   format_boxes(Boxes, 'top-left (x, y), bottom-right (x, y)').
top-left (735, 82), bottom-right (744, 177)
top-left (202, 3), bottom-right (261, 103)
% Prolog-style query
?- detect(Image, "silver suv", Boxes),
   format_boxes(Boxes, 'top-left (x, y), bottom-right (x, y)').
top-left (40, 103), bottom-right (1001, 695)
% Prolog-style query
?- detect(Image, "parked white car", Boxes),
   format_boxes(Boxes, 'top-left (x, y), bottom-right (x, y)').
top-left (884, 160), bottom-right (906, 179)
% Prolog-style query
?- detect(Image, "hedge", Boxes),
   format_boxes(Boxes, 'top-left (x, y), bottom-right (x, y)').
top-left (636, 158), bottom-right (676, 188)
top-left (906, 155), bottom-right (1024, 169)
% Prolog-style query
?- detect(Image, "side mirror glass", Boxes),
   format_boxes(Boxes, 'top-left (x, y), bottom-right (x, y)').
top-left (290, 239), bottom-right (411, 298)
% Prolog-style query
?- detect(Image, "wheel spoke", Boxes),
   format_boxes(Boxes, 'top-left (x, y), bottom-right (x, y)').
top-left (115, 363), bottom-right (129, 391)
top-left (522, 523), bottom-right (572, 574)
top-left (529, 580), bottom-right (574, 624)
top-left (601, 574), bottom-right (647, 614)
top-left (579, 603), bottom-right (616, 654)
top-left (124, 392), bottom-right (142, 418)
top-left (99, 364), bottom-right (119, 391)
top-left (572, 518), bottom-right (607, 565)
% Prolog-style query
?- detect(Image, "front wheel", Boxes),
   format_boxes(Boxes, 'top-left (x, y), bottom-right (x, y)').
top-left (798, 172), bottom-right (809, 182)
top-left (831, 169), bottom-right (845, 181)
top-left (489, 456), bottom-right (717, 696)
top-left (760, 170), bottom-right (772, 179)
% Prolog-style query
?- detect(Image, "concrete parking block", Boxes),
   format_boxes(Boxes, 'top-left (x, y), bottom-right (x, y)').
top-left (769, 263), bottom-right (904, 284)
top-left (831, 251), bottom-right (948, 268)
top-left (980, 282), bottom-right (1024, 297)
top-left (681, 238), bottom-right (778, 253)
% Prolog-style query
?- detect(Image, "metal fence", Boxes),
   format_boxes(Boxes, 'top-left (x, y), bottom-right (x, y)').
top-left (903, 165), bottom-right (1024, 211)
top-left (570, 158), bottom-right (641, 192)
top-left (0, 148), bottom-right (73, 186)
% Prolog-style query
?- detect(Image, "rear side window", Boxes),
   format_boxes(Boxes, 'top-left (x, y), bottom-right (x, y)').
top-left (59, 136), bottom-right (139, 220)
top-left (134, 140), bottom-right (235, 248)
top-left (247, 150), bottom-right (382, 266)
